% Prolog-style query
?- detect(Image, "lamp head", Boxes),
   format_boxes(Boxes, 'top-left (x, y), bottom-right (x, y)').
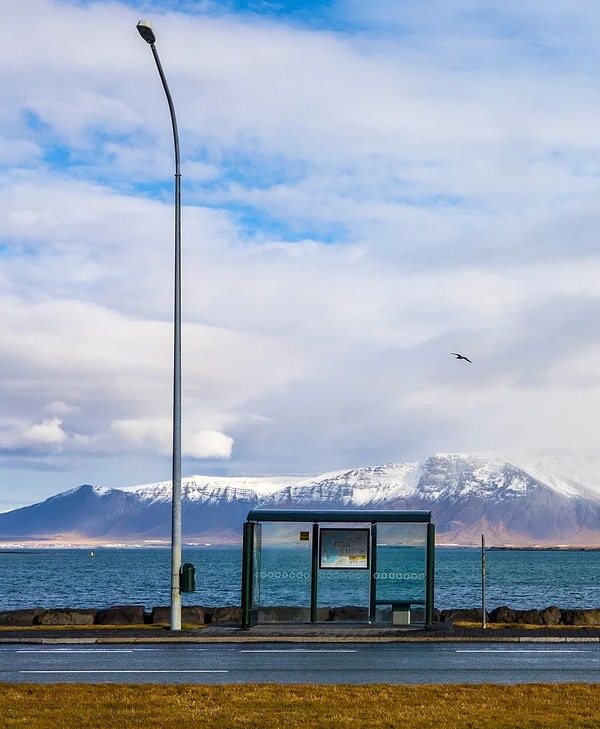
top-left (137, 20), bottom-right (156, 44)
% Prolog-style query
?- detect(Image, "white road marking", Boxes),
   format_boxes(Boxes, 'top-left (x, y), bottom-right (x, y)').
top-left (241, 648), bottom-right (357, 653)
top-left (17, 649), bottom-right (138, 653)
top-left (21, 670), bottom-right (229, 674)
top-left (457, 648), bottom-right (597, 653)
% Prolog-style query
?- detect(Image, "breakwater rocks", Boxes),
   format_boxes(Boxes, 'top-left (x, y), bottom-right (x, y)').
top-left (1, 605), bottom-right (600, 627)
top-left (0, 605), bottom-right (229, 627)
top-left (440, 606), bottom-right (600, 626)
top-left (0, 605), bottom-right (378, 626)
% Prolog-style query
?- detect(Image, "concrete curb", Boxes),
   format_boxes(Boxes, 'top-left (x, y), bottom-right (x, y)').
top-left (2, 624), bottom-right (600, 644)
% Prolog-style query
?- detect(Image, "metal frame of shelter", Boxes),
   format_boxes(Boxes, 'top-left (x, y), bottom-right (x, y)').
top-left (241, 509), bottom-right (435, 630)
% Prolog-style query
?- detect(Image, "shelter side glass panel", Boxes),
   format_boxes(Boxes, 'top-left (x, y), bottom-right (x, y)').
top-left (250, 522), bottom-right (262, 614)
top-left (253, 522), bottom-right (313, 618)
top-left (374, 523), bottom-right (428, 625)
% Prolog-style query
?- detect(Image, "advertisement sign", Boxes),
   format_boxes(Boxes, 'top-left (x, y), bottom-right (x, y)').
top-left (319, 528), bottom-right (370, 569)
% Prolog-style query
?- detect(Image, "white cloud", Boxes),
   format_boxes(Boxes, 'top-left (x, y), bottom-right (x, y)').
top-left (2, 0), bottom-right (600, 510)
top-left (185, 429), bottom-right (233, 459)
top-left (110, 418), bottom-right (172, 455)
top-left (110, 418), bottom-right (233, 459)
top-left (43, 401), bottom-right (82, 416)
top-left (0, 418), bottom-right (66, 451)
top-left (24, 418), bottom-right (67, 445)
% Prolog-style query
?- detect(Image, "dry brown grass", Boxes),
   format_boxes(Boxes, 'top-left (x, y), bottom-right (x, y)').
top-left (2, 683), bottom-right (599, 728)
top-left (454, 621), bottom-right (600, 630)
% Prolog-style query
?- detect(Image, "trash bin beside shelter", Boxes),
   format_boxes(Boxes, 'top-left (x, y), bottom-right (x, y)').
top-left (241, 509), bottom-right (434, 629)
top-left (180, 562), bottom-right (196, 593)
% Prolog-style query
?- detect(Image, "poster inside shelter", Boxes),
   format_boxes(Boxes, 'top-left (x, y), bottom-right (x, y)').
top-left (319, 528), bottom-right (370, 569)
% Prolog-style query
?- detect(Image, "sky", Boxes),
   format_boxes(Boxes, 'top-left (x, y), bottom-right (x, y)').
top-left (3, 0), bottom-right (600, 511)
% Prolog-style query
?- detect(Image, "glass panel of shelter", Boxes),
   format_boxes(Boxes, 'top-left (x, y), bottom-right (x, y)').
top-left (254, 521), bottom-right (313, 621)
top-left (250, 522), bottom-right (262, 616)
top-left (373, 522), bottom-right (428, 625)
top-left (316, 523), bottom-right (371, 621)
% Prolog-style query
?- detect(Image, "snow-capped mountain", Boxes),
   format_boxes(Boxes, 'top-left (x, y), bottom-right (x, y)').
top-left (124, 475), bottom-right (302, 504)
top-left (2, 453), bottom-right (600, 546)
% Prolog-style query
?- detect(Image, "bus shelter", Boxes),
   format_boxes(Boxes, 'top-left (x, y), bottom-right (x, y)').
top-left (241, 509), bottom-right (435, 629)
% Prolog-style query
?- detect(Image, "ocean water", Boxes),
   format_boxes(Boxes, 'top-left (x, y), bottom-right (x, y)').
top-left (0, 546), bottom-right (599, 612)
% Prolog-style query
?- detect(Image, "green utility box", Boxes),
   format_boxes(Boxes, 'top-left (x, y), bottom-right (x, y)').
top-left (180, 562), bottom-right (196, 593)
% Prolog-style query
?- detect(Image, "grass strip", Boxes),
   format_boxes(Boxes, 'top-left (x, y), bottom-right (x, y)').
top-left (2, 683), bottom-right (599, 728)
top-left (454, 621), bottom-right (600, 630)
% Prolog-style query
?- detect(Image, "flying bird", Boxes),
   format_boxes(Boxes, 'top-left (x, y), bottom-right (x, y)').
top-left (451, 353), bottom-right (472, 363)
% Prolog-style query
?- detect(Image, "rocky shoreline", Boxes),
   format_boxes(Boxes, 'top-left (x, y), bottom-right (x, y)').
top-left (1, 604), bottom-right (600, 627)
top-left (442, 606), bottom-right (600, 626)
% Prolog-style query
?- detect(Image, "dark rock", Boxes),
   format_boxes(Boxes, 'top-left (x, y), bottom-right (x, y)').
top-left (514, 609), bottom-right (544, 625)
top-left (151, 606), bottom-right (205, 625)
top-left (489, 606), bottom-right (517, 623)
top-left (34, 608), bottom-right (96, 626)
top-left (95, 605), bottom-right (145, 625)
top-left (210, 606), bottom-right (242, 624)
top-left (489, 606), bottom-right (548, 625)
top-left (540, 606), bottom-right (562, 625)
top-left (0, 607), bottom-right (46, 626)
top-left (441, 608), bottom-right (487, 623)
top-left (562, 609), bottom-right (600, 626)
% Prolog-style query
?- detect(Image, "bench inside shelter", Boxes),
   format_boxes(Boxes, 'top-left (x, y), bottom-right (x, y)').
top-left (375, 599), bottom-right (427, 625)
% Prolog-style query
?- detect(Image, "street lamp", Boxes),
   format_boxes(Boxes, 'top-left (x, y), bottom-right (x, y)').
top-left (136, 19), bottom-right (182, 631)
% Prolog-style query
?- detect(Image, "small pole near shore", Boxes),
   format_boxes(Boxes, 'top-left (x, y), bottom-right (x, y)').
top-left (481, 534), bottom-right (486, 630)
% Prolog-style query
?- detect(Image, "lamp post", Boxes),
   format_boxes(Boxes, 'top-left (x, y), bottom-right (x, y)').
top-left (136, 19), bottom-right (182, 631)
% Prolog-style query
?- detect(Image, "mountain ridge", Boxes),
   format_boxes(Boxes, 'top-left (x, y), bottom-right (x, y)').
top-left (2, 452), bottom-right (600, 546)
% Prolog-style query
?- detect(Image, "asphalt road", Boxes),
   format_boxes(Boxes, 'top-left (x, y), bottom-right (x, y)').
top-left (2, 642), bottom-right (600, 685)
